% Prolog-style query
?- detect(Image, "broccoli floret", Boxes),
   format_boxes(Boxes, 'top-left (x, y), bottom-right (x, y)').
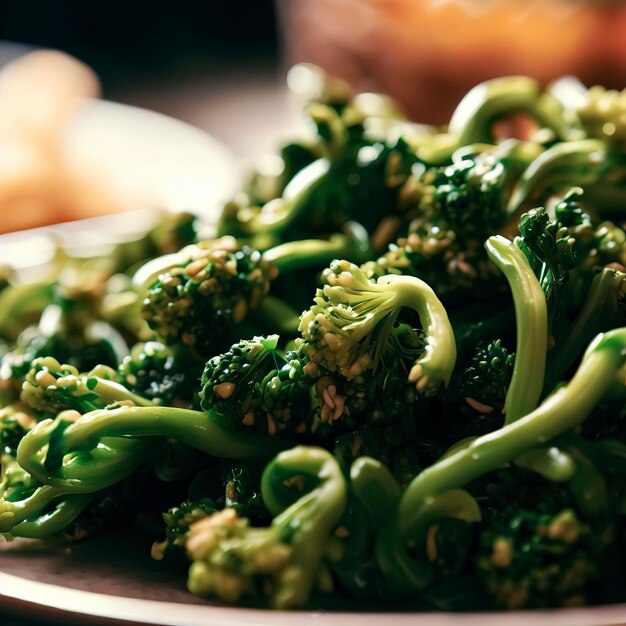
top-left (362, 215), bottom-right (501, 303)
top-left (425, 142), bottom-right (532, 238)
top-left (475, 471), bottom-right (603, 609)
top-left (184, 446), bottom-right (347, 608)
top-left (152, 497), bottom-right (218, 560)
top-left (458, 339), bottom-right (515, 413)
top-left (20, 356), bottom-right (153, 415)
top-left (299, 260), bottom-right (456, 407)
top-left (375, 327), bottom-right (626, 597)
top-left (139, 228), bottom-right (368, 356)
top-left (200, 335), bottom-right (312, 436)
top-left (577, 86), bottom-right (626, 146)
top-left (118, 341), bottom-right (203, 407)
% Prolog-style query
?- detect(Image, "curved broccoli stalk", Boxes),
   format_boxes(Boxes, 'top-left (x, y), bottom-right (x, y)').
top-left (185, 446), bottom-right (347, 608)
top-left (448, 76), bottom-right (566, 146)
top-left (375, 328), bottom-right (626, 595)
top-left (8, 494), bottom-right (95, 539)
top-left (507, 139), bottom-right (607, 215)
top-left (218, 159), bottom-right (332, 246)
top-left (1, 435), bottom-right (152, 534)
top-left (20, 356), bottom-right (154, 415)
top-left (350, 457), bottom-right (400, 530)
top-left (138, 225), bottom-right (370, 355)
top-left (21, 404), bottom-right (292, 488)
top-left (300, 260), bottom-right (456, 395)
top-left (485, 236), bottom-right (547, 424)
top-left (200, 335), bottom-right (312, 436)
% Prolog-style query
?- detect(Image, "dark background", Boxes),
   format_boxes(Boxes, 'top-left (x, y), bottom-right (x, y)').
top-left (0, 1), bottom-right (280, 98)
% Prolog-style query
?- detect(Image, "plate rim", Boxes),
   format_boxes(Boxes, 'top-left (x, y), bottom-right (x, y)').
top-left (2, 571), bottom-right (626, 626)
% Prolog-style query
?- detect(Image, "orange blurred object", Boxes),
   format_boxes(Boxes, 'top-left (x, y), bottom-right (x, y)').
top-left (0, 50), bottom-right (125, 234)
top-left (280, 0), bottom-right (626, 124)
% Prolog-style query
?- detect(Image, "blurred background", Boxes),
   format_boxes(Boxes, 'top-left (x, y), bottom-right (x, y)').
top-left (1, 0), bottom-right (626, 233)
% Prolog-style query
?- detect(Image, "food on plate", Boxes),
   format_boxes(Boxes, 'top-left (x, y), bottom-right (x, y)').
top-left (1, 68), bottom-right (625, 611)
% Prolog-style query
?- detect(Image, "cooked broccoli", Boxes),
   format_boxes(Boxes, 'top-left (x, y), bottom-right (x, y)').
top-left (475, 469), bottom-right (604, 609)
top-left (299, 260), bottom-right (456, 409)
top-left (20, 356), bottom-right (153, 415)
top-left (138, 226), bottom-right (369, 355)
top-left (375, 327), bottom-right (626, 595)
top-left (458, 339), bottom-right (515, 414)
top-left (576, 85), bottom-right (626, 147)
top-left (424, 141), bottom-right (537, 237)
top-left (185, 446), bottom-right (347, 608)
top-left (118, 341), bottom-right (203, 408)
top-left (200, 335), bottom-right (312, 436)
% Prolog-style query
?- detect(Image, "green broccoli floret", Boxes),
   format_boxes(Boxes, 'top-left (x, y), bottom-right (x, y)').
top-left (375, 327), bottom-right (626, 597)
top-left (152, 497), bottom-right (218, 560)
top-left (425, 142), bottom-right (533, 238)
top-left (576, 85), bottom-right (626, 146)
top-left (200, 335), bottom-right (312, 436)
top-left (475, 470), bottom-right (603, 609)
top-left (362, 215), bottom-right (501, 304)
top-left (138, 227), bottom-right (368, 356)
top-left (299, 260), bottom-right (456, 408)
top-left (184, 446), bottom-right (347, 609)
top-left (20, 356), bottom-right (153, 415)
top-left (458, 339), bottom-right (515, 414)
top-left (118, 341), bottom-right (203, 407)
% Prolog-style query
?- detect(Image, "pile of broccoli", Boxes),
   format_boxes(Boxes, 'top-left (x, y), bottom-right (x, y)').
top-left (1, 69), bottom-right (625, 612)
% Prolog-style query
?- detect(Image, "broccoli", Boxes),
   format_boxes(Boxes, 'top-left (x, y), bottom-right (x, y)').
top-left (375, 327), bottom-right (626, 596)
top-left (200, 335), bottom-right (312, 436)
top-left (576, 85), bottom-right (626, 147)
top-left (507, 139), bottom-right (612, 215)
top-left (361, 214), bottom-right (501, 305)
top-left (474, 469), bottom-right (604, 609)
top-left (458, 339), bottom-right (515, 415)
top-left (218, 82), bottom-right (418, 249)
top-left (299, 259), bottom-right (456, 408)
top-left (138, 226), bottom-right (369, 355)
top-left (448, 76), bottom-right (568, 146)
top-left (185, 446), bottom-right (347, 608)
top-left (152, 497), bottom-right (217, 560)
top-left (20, 356), bottom-right (153, 415)
top-left (424, 140), bottom-right (539, 238)
top-left (118, 341), bottom-right (203, 408)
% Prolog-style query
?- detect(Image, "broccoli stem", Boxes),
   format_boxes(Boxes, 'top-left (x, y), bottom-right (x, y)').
top-left (0, 282), bottom-right (53, 340)
top-left (551, 268), bottom-right (625, 384)
top-left (261, 221), bottom-right (370, 272)
top-left (449, 76), bottom-right (565, 146)
top-left (485, 236), bottom-right (547, 424)
top-left (350, 457), bottom-right (400, 529)
top-left (218, 158), bottom-right (331, 242)
top-left (379, 274), bottom-right (457, 389)
top-left (17, 425), bottom-right (153, 491)
top-left (398, 328), bottom-right (626, 538)
top-left (260, 446), bottom-right (347, 608)
top-left (42, 406), bottom-right (292, 475)
top-left (507, 139), bottom-right (607, 215)
top-left (373, 328), bottom-right (625, 594)
top-left (9, 494), bottom-right (94, 538)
